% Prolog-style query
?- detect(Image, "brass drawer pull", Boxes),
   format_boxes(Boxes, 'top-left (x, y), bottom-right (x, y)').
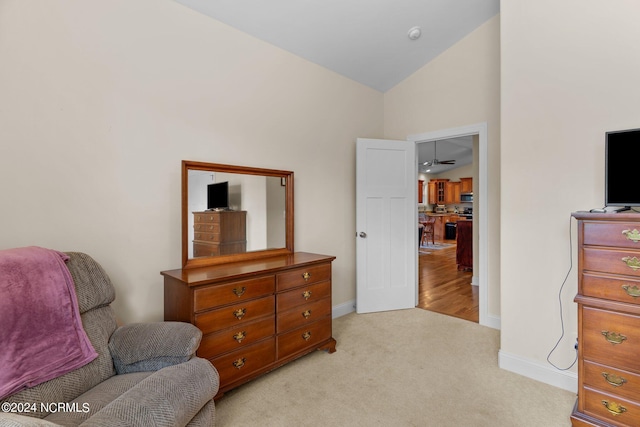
top-left (302, 272), bottom-right (311, 281)
top-left (302, 290), bottom-right (312, 300)
top-left (233, 331), bottom-right (246, 343)
top-left (302, 310), bottom-right (312, 319)
top-left (602, 372), bottom-right (627, 387)
top-left (602, 331), bottom-right (627, 345)
top-left (233, 287), bottom-right (246, 297)
top-left (302, 331), bottom-right (312, 341)
top-left (233, 308), bottom-right (246, 320)
top-left (233, 358), bottom-right (246, 369)
top-left (622, 256), bottom-right (640, 271)
top-left (622, 284), bottom-right (640, 298)
top-left (622, 229), bottom-right (640, 243)
top-left (601, 400), bottom-right (627, 416)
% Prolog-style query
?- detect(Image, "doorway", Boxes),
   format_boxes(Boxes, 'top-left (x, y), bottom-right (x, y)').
top-left (407, 123), bottom-right (490, 327)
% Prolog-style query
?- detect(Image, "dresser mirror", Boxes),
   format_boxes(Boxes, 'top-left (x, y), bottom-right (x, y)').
top-left (182, 160), bottom-right (294, 269)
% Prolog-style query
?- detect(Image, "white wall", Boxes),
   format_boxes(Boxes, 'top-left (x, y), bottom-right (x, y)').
top-left (384, 16), bottom-right (501, 320)
top-left (500, 0), bottom-right (640, 390)
top-left (0, 0), bottom-right (383, 323)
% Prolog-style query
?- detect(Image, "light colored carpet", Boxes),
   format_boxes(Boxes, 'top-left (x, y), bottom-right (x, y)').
top-left (215, 309), bottom-right (575, 426)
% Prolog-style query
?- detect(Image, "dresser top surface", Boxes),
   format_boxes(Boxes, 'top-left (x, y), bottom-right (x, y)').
top-left (161, 251), bottom-right (335, 286)
top-left (572, 211), bottom-right (640, 221)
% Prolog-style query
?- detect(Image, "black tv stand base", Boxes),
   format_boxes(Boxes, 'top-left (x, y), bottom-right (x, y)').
top-left (612, 206), bottom-right (631, 213)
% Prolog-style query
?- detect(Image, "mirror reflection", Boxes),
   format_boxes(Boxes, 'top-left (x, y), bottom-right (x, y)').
top-left (182, 161), bottom-right (294, 269)
top-left (187, 170), bottom-right (286, 258)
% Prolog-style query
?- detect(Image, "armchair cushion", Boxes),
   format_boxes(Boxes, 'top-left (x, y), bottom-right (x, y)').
top-left (108, 322), bottom-right (202, 374)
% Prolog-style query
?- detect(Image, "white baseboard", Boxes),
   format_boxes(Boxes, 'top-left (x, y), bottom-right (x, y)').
top-left (498, 349), bottom-right (577, 393)
top-left (471, 275), bottom-right (479, 286)
top-left (333, 299), bottom-right (356, 318)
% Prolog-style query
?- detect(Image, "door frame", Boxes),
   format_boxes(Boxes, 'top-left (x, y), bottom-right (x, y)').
top-left (408, 122), bottom-right (495, 329)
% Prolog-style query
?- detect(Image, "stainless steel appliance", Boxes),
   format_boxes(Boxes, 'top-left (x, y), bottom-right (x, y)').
top-left (459, 207), bottom-right (473, 219)
top-left (460, 192), bottom-right (473, 202)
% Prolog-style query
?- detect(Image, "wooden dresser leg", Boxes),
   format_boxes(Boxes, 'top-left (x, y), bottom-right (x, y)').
top-left (318, 337), bottom-right (337, 354)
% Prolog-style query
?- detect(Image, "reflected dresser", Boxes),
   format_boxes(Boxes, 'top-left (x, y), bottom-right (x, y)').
top-left (572, 212), bottom-right (640, 426)
top-left (161, 252), bottom-right (336, 399)
top-left (192, 210), bottom-right (247, 257)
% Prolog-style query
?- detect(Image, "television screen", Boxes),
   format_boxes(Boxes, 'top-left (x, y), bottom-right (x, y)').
top-left (606, 128), bottom-right (640, 207)
top-left (207, 182), bottom-right (229, 210)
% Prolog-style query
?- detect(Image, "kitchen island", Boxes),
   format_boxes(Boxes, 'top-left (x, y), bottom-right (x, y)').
top-left (424, 213), bottom-right (468, 241)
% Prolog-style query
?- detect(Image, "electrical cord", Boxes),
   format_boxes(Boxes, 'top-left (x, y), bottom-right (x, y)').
top-left (546, 214), bottom-right (578, 371)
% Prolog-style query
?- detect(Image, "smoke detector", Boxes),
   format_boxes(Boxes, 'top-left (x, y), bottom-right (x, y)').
top-left (407, 26), bottom-right (422, 41)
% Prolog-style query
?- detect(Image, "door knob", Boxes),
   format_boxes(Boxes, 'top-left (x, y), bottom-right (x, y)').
top-left (359, 232), bottom-right (367, 238)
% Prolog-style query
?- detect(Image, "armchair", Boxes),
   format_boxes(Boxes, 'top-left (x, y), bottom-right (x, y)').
top-left (0, 251), bottom-right (219, 426)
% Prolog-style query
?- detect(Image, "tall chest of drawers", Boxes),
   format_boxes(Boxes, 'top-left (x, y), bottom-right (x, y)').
top-left (572, 212), bottom-right (640, 427)
top-left (161, 252), bottom-right (336, 399)
top-left (192, 210), bottom-right (247, 258)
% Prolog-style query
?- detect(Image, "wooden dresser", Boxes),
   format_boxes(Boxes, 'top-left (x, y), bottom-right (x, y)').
top-left (192, 210), bottom-right (246, 257)
top-left (161, 252), bottom-right (336, 399)
top-left (572, 212), bottom-right (640, 426)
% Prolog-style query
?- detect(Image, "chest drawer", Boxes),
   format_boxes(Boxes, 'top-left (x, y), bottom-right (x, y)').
top-left (583, 387), bottom-right (640, 427)
top-left (277, 263), bottom-right (331, 291)
top-left (584, 222), bottom-right (640, 249)
top-left (198, 317), bottom-right (275, 359)
top-left (277, 280), bottom-right (331, 311)
top-left (583, 307), bottom-right (640, 372)
top-left (195, 295), bottom-right (274, 334)
top-left (584, 248), bottom-right (640, 278)
top-left (584, 360), bottom-right (640, 402)
top-left (194, 223), bottom-right (220, 233)
top-left (277, 297), bottom-right (331, 333)
top-left (583, 272), bottom-right (640, 305)
top-left (210, 339), bottom-right (276, 386)
top-left (277, 316), bottom-right (332, 359)
top-left (194, 213), bottom-right (221, 223)
top-left (194, 276), bottom-right (275, 312)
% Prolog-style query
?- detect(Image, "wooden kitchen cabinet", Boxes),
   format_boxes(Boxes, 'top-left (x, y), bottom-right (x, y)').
top-left (427, 179), bottom-right (449, 205)
top-left (460, 177), bottom-right (473, 194)
top-left (444, 181), bottom-right (460, 205)
top-left (418, 180), bottom-right (424, 204)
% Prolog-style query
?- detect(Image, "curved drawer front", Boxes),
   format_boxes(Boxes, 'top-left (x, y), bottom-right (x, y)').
top-left (194, 223), bottom-right (220, 233)
top-left (198, 317), bottom-right (275, 359)
top-left (277, 280), bottom-right (331, 311)
top-left (583, 307), bottom-right (640, 372)
top-left (277, 263), bottom-right (331, 291)
top-left (277, 297), bottom-right (331, 333)
top-left (194, 276), bottom-right (275, 312)
top-left (194, 213), bottom-right (221, 223)
top-left (195, 295), bottom-right (274, 334)
top-left (584, 222), bottom-right (640, 249)
top-left (584, 248), bottom-right (640, 278)
top-left (210, 339), bottom-right (275, 386)
top-left (277, 316), bottom-right (331, 359)
top-left (583, 272), bottom-right (640, 305)
top-left (584, 360), bottom-right (640, 402)
top-left (583, 387), bottom-right (640, 427)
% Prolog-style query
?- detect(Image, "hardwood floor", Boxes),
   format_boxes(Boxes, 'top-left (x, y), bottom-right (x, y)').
top-left (418, 240), bottom-right (479, 323)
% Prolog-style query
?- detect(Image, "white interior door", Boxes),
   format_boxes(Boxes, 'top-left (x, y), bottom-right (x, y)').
top-left (356, 138), bottom-right (417, 313)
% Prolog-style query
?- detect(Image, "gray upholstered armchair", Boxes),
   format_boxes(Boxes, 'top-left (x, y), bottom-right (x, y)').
top-left (0, 252), bottom-right (219, 426)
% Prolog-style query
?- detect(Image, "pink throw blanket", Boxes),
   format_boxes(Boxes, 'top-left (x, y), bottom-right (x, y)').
top-left (0, 247), bottom-right (98, 400)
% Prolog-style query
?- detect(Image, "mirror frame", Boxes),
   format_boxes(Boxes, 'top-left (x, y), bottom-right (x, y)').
top-left (182, 160), bottom-right (294, 269)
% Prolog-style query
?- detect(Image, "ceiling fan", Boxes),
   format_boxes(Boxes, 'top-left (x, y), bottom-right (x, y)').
top-left (422, 141), bottom-right (456, 166)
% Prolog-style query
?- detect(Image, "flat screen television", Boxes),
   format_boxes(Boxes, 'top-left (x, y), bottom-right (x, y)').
top-left (207, 181), bottom-right (229, 210)
top-left (606, 128), bottom-right (640, 209)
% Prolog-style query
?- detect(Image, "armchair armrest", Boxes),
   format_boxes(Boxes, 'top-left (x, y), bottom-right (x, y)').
top-left (0, 413), bottom-right (60, 426)
top-left (108, 322), bottom-right (202, 374)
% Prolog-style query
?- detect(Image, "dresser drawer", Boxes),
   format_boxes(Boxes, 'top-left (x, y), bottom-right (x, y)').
top-left (277, 316), bottom-right (332, 359)
top-left (210, 339), bottom-right (276, 387)
top-left (583, 272), bottom-right (640, 305)
top-left (277, 280), bottom-right (331, 311)
top-left (277, 263), bottom-right (331, 291)
top-left (194, 276), bottom-right (275, 312)
top-left (198, 317), bottom-right (275, 359)
top-left (277, 297), bottom-right (331, 333)
top-left (195, 295), bottom-right (274, 334)
top-left (583, 307), bottom-right (640, 372)
top-left (584, 222), bottom-right (640, 249)
top-left (194, 213), bottom-right (221, 223)
top-left (583, 387), bottom-right (640, 427)
top-left (584, 248), bottom-right (640, 278)
top-left (194, 223), bottom-right (220, 233)
top-left (193, 243), bottom-right (221, 257)
top-left (584, 360), bottom-right (640, 402)
top-left (194, 231), bottom-right (221, 242)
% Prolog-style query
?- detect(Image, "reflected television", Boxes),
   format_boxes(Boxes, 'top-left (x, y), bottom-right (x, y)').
top-left (606, 128), bottom-right (640, 209)
top-left (207, 182), bottom-right (229, 210)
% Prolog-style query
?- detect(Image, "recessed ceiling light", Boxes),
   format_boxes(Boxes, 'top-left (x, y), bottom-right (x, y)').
top-left (408, 26), bottom-right (422, 41)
